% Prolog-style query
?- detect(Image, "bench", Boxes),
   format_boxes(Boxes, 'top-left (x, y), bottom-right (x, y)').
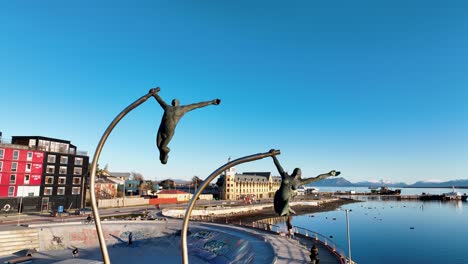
top-left (3, 256), bottom-right (33, 264)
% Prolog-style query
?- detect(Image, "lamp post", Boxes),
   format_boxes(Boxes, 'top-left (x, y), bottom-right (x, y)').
top-left (17, 196), bottom-right (23, 226)
top-left (346, 209), bottom-right (352, 263)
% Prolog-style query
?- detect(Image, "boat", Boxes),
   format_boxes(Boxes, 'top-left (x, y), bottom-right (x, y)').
top-left (462, 194), bottom-right (468, 202)
top-left (370, 186), bottom-right (401, 195)
top-left (442, 187), bottom-right (462, 200)
top-left (304, 186), bottom-right (319, 194)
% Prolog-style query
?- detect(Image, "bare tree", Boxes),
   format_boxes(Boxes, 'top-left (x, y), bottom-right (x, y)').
top-left (131, 172), bottom-right (145, 181)
top-left (192, 176), bottom-right (203, 191)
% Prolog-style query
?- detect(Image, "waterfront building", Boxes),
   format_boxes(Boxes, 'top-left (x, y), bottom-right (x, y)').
top-left (95, 177), bottom-right (118, 199)
top-left (0, 142), bottom-right (44, 198)
top-left (11, 136), bottom-right (89, 210)
top-left (219, 165), bottom-right (281, 200)
top-left (157, 189), bottom-right (192, 202)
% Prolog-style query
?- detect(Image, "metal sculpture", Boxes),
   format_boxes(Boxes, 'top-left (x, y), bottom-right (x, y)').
top-left (270, 152), bottom-right (340, 216)
top-left (89, 88), bottom-right (220, 264)
top-left (149, 88), bottom-right (221, 164)
top-left (181, 149), bottom-right (281, 264)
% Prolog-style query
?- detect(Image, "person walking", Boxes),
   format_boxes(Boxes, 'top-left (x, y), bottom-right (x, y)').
top-left (72, 248), bottom-right (79, 258)
top-left (310, 245), bottom-right (320, 264)
top-left (128, 232), bottom-right (133, 246)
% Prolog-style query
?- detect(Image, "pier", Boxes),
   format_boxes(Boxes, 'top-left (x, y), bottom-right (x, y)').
top-left (334, 193), bottom-right (468, 201)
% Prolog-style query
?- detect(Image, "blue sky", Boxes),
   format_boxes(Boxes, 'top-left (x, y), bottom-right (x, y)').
top-left (1, 0), bottom-right (467, 183)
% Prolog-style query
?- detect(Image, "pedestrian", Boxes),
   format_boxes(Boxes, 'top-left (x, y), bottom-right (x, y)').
top-left (86, 214), bottom-right (93, 224)
top-left (128, 232), bottom-right (133, 246)
top-left (310, 245), bottom-right (320, 264)
top-left (72, 248), bottom-right (79, 258)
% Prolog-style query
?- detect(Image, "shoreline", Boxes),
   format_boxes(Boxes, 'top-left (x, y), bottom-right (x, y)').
top-left (210, 198), bottom-right (359, 224)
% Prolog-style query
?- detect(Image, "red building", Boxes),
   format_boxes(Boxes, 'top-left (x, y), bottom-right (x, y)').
top-left (0, 144), bottom-right (44, 197)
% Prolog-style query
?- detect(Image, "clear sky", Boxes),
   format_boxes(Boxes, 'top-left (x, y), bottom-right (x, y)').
top-left (1, 0), bottom-right (467, 184)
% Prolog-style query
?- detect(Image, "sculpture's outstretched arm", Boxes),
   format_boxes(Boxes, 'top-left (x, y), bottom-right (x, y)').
top-left (181, 99), bottom-right (221, 112)
top-left (149, 87), bottom-right (167, 109)
top-left (299, 170), bottom-right (340, 186)
top-left (271, 154), bottom-right (286, 179)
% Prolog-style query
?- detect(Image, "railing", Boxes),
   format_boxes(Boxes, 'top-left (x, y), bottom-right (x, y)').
top-left (250, 221), bottom-right (350, 264)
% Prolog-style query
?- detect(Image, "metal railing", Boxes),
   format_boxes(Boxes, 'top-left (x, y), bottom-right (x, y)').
top-left (250, 221), bottom-right (349, 263)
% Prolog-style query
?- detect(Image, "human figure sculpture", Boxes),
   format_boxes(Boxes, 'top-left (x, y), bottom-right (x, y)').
top-left (270, 150), bottom-right (340, 216)
top-left (149, 88), bottom-right (221, 164)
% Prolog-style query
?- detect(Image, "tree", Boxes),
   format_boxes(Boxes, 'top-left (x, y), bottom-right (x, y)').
top-left (131, 172), bottom-right (147, 195)
top-left (131, 172), bottom-right (144, 181)
top-left (88, 163), bottom-right (110, 178)
top-left (192, 176), bottom-right (203, 190)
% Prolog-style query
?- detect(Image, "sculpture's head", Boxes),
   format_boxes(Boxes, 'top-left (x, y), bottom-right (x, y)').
top-left (292, 168), bottom-right (301, 178)
top-left (171, 99), bottom-right (179, 106)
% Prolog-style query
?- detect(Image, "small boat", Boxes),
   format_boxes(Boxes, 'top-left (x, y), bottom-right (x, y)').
top-left (462, 194), bottom-right (468, 202)
top-left (304, 186), bottom-right (319, 194)
top-left (442, 187), bottom-right (462, 200)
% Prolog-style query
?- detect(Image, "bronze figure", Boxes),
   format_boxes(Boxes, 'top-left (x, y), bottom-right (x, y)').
top-left (149, 88), bottom-right (221, 164)
top-left (270, 150), bottom-right (340, 216)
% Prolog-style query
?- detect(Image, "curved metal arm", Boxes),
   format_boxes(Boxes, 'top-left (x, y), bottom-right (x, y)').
top-left (181, 149), bottom-right (281, 264)
top-left (90, 92), bottom-right (155, 264)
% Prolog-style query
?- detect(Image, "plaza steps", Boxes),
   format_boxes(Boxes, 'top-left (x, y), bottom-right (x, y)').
top-left (0, 228), bottom-right (39, 257)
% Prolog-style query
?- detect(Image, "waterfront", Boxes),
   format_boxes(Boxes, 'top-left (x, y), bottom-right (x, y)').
top-left (284, 188), bottom-right (468, 264)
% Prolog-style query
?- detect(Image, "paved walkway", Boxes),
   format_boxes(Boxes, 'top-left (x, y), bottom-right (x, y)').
top-left (0, 220), bottom-right (341, 264)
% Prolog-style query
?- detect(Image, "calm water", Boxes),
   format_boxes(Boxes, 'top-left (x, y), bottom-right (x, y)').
top-left (285, 187), bottom-right (468, 264)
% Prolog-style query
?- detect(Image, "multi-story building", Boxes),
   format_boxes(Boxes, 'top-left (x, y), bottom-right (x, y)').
top-left (219, 165), bottom-right (282, 200)
top-left (11, 136), bottom-right (89, 210)
top-left (0, 143), bottom-right (44, 198)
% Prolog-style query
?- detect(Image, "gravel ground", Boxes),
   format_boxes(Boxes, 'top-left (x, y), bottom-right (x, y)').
top-left (209, 198), bottom-right (359, 224)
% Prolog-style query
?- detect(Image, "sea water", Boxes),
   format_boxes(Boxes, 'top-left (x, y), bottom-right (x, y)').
top-left (285, 188), bottom-right (468, 264)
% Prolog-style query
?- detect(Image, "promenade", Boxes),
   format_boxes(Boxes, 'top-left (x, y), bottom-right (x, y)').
top-left (0, 219), bottom-right (343, 264)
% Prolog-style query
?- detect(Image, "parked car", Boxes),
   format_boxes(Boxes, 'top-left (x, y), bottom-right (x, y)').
top-left (75, 207), bottom-right (92, 215)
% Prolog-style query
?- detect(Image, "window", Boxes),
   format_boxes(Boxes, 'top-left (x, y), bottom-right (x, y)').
top-left (46, 165), bottom-right (55, 174)
top-left (11, 162), bottom-right (17, 172)
top-left (73, 177), bottom-right (81, 185)
top-left (72, 187), bottom-right (80, 195)
top-left (27, 151), bottom-right (33, 161)
top-left (60, 156), bottom-right (68, 164)
top-left (58, 177), bottom-right (66, 185)
top-left (12, 150), bottom-right (19, 160)
top-left (0, 161), bottom-right (2, 172)
top-left (74, 157), bottom-right (83, 166)
top-left (10, 174), bottom-right (16, 184)
top-left (74, 167), bottom-right (82, 175)
top-left (24, 175), bottom-right (30, 184)
top-left (25, 163), bottom-right (31, 172)
top-left (47, 155), bottom-right (56, 163)
top-left (59, 166), bottom-right (67, 174)
top-left (0, 148), bottom-right (4, 159)
top-left (8, 186), bottom-right (15, 197)
top-left (45, 176), bottom-right (54, 184)
top-left (44, 187), bottom-right (53, 196)
top-left (28, 139), bottom-right (36, 148)
top-left (57, 187), bottom-right (65, 195)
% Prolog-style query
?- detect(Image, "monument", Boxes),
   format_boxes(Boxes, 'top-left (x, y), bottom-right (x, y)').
top-left (270, 150), bottom-right (340, 216)
top-left (149, 88), bottom-right (221, 164)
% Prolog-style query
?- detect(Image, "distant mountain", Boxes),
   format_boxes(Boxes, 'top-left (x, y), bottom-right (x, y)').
top-left (304, 177), bottom-right (468, 188)
top-left (306, 177), bottom-right (354, 187)
top-left (409, 179), bottom-right (468, 188)
top-left (354, 181), bottom-right (408, 188)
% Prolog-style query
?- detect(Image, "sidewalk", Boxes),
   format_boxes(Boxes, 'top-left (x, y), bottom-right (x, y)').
top-left (0, 220), bottom-right (342, 263)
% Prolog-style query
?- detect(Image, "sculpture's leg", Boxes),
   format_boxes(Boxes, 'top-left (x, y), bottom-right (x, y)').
top-left (157, 132), bottom-right (172, 164)
top-left (160, 146), bottom-right (170, 164)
